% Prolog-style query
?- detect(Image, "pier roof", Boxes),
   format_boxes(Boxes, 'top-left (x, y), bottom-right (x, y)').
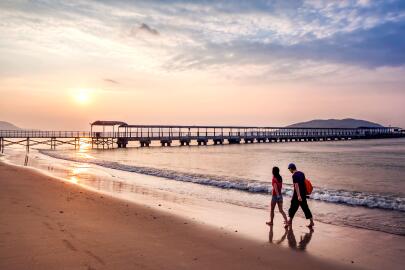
top-left (118, 124), bottom-right (396, 130)
top-left (91, 120), bottom-right (127, 126)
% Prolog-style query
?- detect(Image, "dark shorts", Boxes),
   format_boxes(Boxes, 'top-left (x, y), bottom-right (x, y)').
top-left (271, 194), bottom-right (283, 203)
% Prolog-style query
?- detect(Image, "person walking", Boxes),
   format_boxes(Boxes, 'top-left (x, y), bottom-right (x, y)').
top-left (266, 166), bottom-right (288, 227)
top-left (287, 163), bottom-right (314, 228)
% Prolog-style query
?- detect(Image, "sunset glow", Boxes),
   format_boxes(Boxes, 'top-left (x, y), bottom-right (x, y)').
top-left (0, 1), bottom-right (404, 130)
top-left (74, 89), bottom-right (91, 105)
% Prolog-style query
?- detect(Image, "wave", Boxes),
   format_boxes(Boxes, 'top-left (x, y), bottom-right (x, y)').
top-left (40, 150), bottom-right (405, 212)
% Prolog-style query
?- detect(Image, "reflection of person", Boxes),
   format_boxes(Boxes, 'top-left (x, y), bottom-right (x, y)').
top-left (24, 154), bottom-right (29, 166)
top-left (287, 228), bottom-right (297, 250)
top-left (287, 227), bottom-right (314, 251)
top-left (266, 167), bottom-right (288, 227)
top-left (287, 163), bottom-right (314, 228)
top-left (268, 226), bottom-right (288, 245)
top-left (298, 229), bottom-right (314, 250)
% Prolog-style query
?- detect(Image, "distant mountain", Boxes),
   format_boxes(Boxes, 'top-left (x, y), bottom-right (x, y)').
top-left (0, 121), bottom-right (21, 130)
top-left (287, 118), bottom-right (384, 128)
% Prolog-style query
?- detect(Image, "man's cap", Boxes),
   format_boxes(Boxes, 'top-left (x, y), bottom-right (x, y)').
top-left (288, 163), bottom-right (296, 170)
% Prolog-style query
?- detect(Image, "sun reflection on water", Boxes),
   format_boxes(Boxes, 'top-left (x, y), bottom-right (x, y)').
top-left (69, 176), bottom-right (79, 184)
top-left (76, 138), bottom-right (94, 159)
top-left (78, 138), bottom-right (91, 152)
top-left (68, 163), bottom-right (91, 184)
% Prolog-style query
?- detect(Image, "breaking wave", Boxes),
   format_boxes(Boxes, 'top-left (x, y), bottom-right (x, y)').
top-left (41, 150), bottom-right (405, 212)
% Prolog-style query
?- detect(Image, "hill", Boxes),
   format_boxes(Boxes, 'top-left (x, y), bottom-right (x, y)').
top-left (0, 121), bottom-right (21, 130)
top-left (287, 118), bottom-right (384, 128)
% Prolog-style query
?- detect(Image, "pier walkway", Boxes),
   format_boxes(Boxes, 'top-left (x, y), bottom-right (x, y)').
top-left (0, 121), bottom-right (403, 152)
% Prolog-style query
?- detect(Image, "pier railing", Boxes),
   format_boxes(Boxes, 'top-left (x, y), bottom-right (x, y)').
top-left (0, 130), bottom-right (92, 138)
top-left (0, 127), bottom-right (401, 139)
top-left (0, 126), bottom-right (403, 151)
top-left (113, 126), bottom-right (400, 140)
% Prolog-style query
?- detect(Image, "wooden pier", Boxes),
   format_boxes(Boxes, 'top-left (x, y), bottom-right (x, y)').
top-left (113, 124), bottom-right (403, 148)
top-left (0, 121), bottom-right (403, 152)
top-left (0, 131), bottom-right (92, 153)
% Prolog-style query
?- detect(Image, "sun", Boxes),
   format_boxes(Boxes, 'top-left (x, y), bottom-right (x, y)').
top-left (74, 89), bottom-right (91, 104)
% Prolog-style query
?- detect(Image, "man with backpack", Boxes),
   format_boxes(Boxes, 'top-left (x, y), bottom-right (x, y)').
top-left (287, 163), bottom-right (315, 228)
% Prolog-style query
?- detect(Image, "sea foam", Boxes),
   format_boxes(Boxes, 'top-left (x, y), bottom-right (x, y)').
top-left (41, 150), bottom-right (405, 212)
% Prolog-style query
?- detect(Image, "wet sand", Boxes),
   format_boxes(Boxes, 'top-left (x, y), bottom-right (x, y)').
top-left (0, 161), bottom-right (367, 270)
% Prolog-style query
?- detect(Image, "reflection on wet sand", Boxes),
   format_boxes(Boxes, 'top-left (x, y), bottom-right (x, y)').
top-left (287, 228), bottom-right (314, 251)
top-left (297, 229), bottom-right (314, 250)
top-left (113, 181), bottom-right (125, 193)
top-left (64, 162), bottom-right (190, 206)
top-left (269, 226), bottom-right (314, 251)
top-left (269, 226), bottom-right (288, 245)
top-left (68, 164), bottom-right (91, 184)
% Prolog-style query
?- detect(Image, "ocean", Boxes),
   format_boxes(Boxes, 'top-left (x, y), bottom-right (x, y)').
top-left (3, 138), bottom-right (405, 235)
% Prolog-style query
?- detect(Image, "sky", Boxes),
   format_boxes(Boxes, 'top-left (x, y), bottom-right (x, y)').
top-left (0, 0), bottom-right (405, 130)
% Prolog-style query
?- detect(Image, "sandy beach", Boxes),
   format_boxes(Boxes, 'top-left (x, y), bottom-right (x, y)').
top-left (0, 161), bottom-right (370, 270)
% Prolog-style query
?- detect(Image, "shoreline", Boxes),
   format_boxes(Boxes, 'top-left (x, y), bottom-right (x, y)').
top-left (39, 147), bottom-right (405, 214)
top-left (6, 147), bottom-right (405, 237)
top-left (0, 161), bottom-right (365, 270)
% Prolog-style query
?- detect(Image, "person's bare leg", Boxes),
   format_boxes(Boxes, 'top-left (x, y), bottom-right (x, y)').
top-left (269, 202), bottom-right (276, 225)
top-left (277, 202), bottom-right (288, 227)
top-left (266, 201), bottom-right (276, 226)
top-left (287, 217), bottom-right (293, 227)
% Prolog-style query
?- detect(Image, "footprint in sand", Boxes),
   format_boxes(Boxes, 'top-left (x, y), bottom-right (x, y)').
top-left (62, 239), bottom-right (77, 251)
top-left (42, 221), bottom-right (54, 231)
top-left (56, 222), bottom-right (66, 232)
top-left (85, 250), bottom-right (105, 265)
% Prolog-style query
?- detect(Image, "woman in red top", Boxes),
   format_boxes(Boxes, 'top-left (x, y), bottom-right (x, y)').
top-left (266, 166), bottom-right (288, 227)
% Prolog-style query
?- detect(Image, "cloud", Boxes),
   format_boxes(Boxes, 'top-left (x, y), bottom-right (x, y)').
top-left (165, 17), bottom-right (405, 71)
top-left (130, 23), bottom-right (159, 37)
top-left (1, 0), bottom-right (405, 80)
top-left (139, 23), bottom-right (159, 35)
top-left (104, 78), bottom-right (120, 84)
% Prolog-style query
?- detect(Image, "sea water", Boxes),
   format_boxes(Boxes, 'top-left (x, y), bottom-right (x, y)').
top-left (4, 138), bottom-right (405, 235)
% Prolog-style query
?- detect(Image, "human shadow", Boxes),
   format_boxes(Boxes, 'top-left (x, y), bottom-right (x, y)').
top-left (287, 227), bottom-right (314, 251)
